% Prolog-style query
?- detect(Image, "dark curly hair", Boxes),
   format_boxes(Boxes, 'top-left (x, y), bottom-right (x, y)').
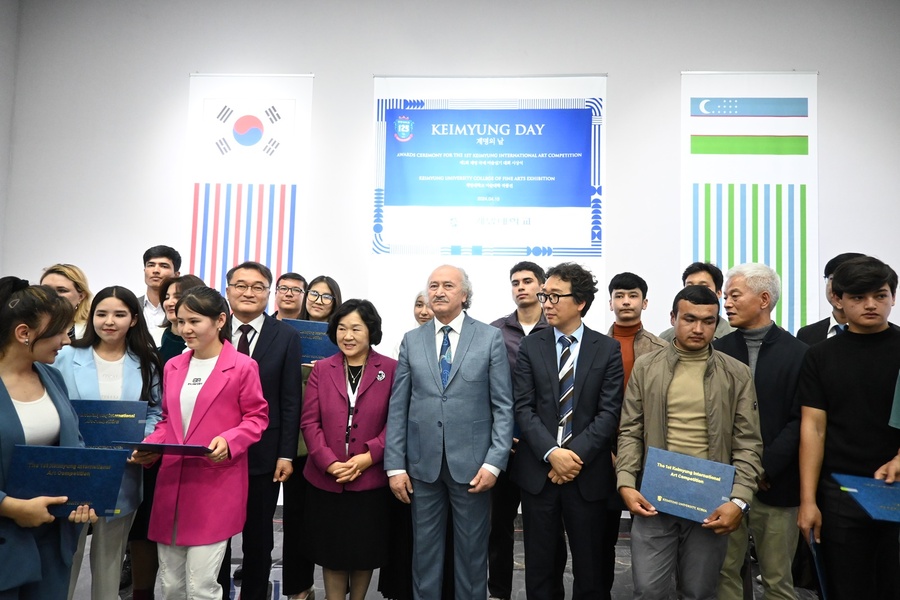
top-left (545, 263), bottom-right (598, 316)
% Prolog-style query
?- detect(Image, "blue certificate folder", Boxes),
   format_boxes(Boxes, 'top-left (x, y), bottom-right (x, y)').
top-left (5, 445), bottom-right (130, 517)
top-left (832, 473), bottom-right (900, 522)
top-left (71, 400), bottom-right (148, 448)
top-left (639, 447), bottom-right (735, 523)
top-left (283, 319), bottom-right (339, 363)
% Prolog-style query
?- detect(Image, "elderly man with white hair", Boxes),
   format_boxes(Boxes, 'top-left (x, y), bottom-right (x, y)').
top-left (714, 263), bottom-right (809, 600)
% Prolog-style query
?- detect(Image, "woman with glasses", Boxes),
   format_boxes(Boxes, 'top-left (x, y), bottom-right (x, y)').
top-left (302, 275), bottom-right (342, 322)
top-left (0, 277), bottom-right (98, 599)
top-left (281, 274), bottom-right (342, 599)
top-left (40, 264), bottom-right (93, 341)
top-left (300, 299), bottom-right (396, 600)
top-left (273, 273), bottom-right (308, 321)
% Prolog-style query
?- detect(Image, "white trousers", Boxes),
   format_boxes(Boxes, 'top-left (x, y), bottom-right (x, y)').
top-left (157, 539), bottom-right (228, 600)
top-left (67, 512), bottom-right (136, 600)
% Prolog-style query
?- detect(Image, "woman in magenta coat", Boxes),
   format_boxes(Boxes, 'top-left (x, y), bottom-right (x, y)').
top-left (300, 299), bottom-right (397, 600)
top-left (132, 287), bottom-right (268, 600)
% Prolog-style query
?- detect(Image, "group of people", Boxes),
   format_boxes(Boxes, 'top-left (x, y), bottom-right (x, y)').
top-left (0, 245), bottom-right (897, 600)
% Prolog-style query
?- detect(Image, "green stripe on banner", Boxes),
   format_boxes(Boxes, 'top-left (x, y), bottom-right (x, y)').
top-left (752, 184), bottom-right (759, 262)
top-left (800, 185), bottom-right (807, 326)
top-left (704, 183), bottom-right (712, 261)
top-left (691, 136), bottom-right (809, 155)
top-left (775, 185), bottom-right (783, 326)
top-left (728, 184), bottom-right (735, 267)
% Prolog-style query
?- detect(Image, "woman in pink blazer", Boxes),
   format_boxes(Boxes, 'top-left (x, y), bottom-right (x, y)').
top-left (300, 299), bottom-right (397, 600)
top-left (132, 287), bottom-right (268, 600)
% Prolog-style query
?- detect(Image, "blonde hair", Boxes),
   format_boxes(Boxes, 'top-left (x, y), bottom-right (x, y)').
top-left (40, 263), bottom-right (93, 325)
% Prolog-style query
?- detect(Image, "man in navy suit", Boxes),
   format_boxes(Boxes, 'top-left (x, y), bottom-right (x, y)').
top-left (511, 262), bottom-right (624, 599)
top-left (217, 261), bottom-right (303, 600)
top-left (796, 252), bottom-right (864, 344)
top-left (386, 264), bottom-right (514, 600)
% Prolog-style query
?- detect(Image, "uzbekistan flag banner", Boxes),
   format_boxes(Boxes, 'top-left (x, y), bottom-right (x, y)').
top-left (186, 74), bottom-right (313, 292)
top-left (681, 72), bottom-right (818, 333)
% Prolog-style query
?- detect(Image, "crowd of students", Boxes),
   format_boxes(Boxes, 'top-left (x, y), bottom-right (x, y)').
top-left (0, 245), bottom-right (898, 600)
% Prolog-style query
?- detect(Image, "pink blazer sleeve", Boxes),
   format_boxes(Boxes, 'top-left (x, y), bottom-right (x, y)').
top-left (220, 356), bottom-right (269, 459)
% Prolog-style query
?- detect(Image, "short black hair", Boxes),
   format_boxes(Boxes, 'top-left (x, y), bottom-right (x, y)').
top-left (276, 272), bottom-right (307, 288)
top-left (608, 272), bottom-right (648, 299)
top-left (823, 252), bottom-right (866, 278)
top-left (509, 261), bottom-right (546, 284)
top-left (143, 246), bottom-right (182, 272)
top-left (671, 284), bottom-right (720, 316)
top-left (545, 262), bottom-right (597, 316)
top-left (227, 261), bottom-right (273, 285)
top-left (327, 299), bottom-right (383, 346)
top-left (681, 262), bottom-right (724, 292)
top-left (832, 256), bottom-right (898, 297)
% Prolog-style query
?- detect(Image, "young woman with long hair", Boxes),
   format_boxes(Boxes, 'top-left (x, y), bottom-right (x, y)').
top-left (53, 286), bottom-right (162, 600)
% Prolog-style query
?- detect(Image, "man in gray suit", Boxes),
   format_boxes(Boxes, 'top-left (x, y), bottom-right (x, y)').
top-left (386, 264), bottom-right (514, 600)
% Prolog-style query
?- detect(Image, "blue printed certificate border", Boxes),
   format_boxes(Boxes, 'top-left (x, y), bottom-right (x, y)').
top-left (373, 97), bottom-right (605, 257)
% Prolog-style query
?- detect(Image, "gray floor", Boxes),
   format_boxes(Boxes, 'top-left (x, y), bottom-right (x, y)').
top-left (76, 512), bottom-right (820, 599)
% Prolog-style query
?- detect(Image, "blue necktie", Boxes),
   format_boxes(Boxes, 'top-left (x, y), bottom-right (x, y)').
top-left (439, 326), bottom-right (453, 388)
top-left (558, 335), bottom-right (576, 447)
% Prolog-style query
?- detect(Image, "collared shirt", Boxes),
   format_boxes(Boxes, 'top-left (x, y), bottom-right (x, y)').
top-left (230, 313), bottom-right (267, 356)
top-left (553, 323), bottom-right (585, 373)
top-left (143, 295), bottom-right (165, 328)
top-left (228, 312), bottom-right (291, 463)
top-left (827, 314), bottom-right (846, 338)
top-left (544, 322), bottom-right (585, 461)
top-left (433, 311), bottom-right (466, 362)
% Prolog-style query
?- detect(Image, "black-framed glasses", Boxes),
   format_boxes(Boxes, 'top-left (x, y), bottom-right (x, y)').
top-left (536, 292), bottom-right (575, 304)
top-left (307, 290), bottom-right (335, 304)
top-left (276, 285), bottom-right (306, 296)
top-left (228, 283), bottom-right (269, 295)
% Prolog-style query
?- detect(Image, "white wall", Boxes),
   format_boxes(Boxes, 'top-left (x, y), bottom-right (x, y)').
top-left (3, 0), bottom-right (899, 347)
top-left (0, 0), bottom-right (19, 245)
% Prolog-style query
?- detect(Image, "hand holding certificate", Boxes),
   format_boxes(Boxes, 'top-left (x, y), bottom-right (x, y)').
top-left (638, 447), bottom-right (736, 525)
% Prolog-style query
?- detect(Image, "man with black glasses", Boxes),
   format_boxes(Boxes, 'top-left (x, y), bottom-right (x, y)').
top-left (218, 261), bottom-right (303, 600)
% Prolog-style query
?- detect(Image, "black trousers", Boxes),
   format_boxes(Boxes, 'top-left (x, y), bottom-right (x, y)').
top-left (281, 456), bottom-right (316, 595)
top-left (488, 465), bottom-right (567, 600)
top-left (521, 483), bottom-right (608, 600)
top-left (818, 475), bottom-right (900, 600)
top-left (217, 472), bottom-right (281, 600)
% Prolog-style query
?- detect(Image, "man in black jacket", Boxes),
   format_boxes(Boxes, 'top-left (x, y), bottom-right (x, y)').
top-left (715, 263), bottom-right (808, 600)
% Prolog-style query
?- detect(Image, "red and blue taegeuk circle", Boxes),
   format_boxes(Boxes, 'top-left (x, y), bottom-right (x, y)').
top-left (233, 115), bottom-right (264, 146)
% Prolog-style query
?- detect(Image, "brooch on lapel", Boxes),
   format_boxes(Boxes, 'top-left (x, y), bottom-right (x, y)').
top-left (377, 370), bottom-right (386, 381)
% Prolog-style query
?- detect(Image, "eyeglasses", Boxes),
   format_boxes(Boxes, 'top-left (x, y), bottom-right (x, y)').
top-left (228, 283), bottom-right (269, 295)
top-left (307, 290), bottom-right (335, 304)
top-left (276, 286), bottom-right (305, 296)
top-left (536, 292), bottom-right (575, 304)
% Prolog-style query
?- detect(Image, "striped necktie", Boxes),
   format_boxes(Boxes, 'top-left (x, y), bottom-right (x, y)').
top-left (558, 334), bottom-right (576, 447)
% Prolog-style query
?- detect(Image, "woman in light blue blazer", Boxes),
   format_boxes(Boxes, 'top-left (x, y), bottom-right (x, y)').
top-left (53, 286), bottom-right (162, 600)
top-left (0, 277), bottom-right (97, 600)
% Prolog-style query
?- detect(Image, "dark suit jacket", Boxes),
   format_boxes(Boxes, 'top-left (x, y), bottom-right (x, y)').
top-left (511, 325), bottom-right (624, 502)
top-left (796, 317), bottom-right (830, 345)
top-left (245, 314), bottom-right (303, 475)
